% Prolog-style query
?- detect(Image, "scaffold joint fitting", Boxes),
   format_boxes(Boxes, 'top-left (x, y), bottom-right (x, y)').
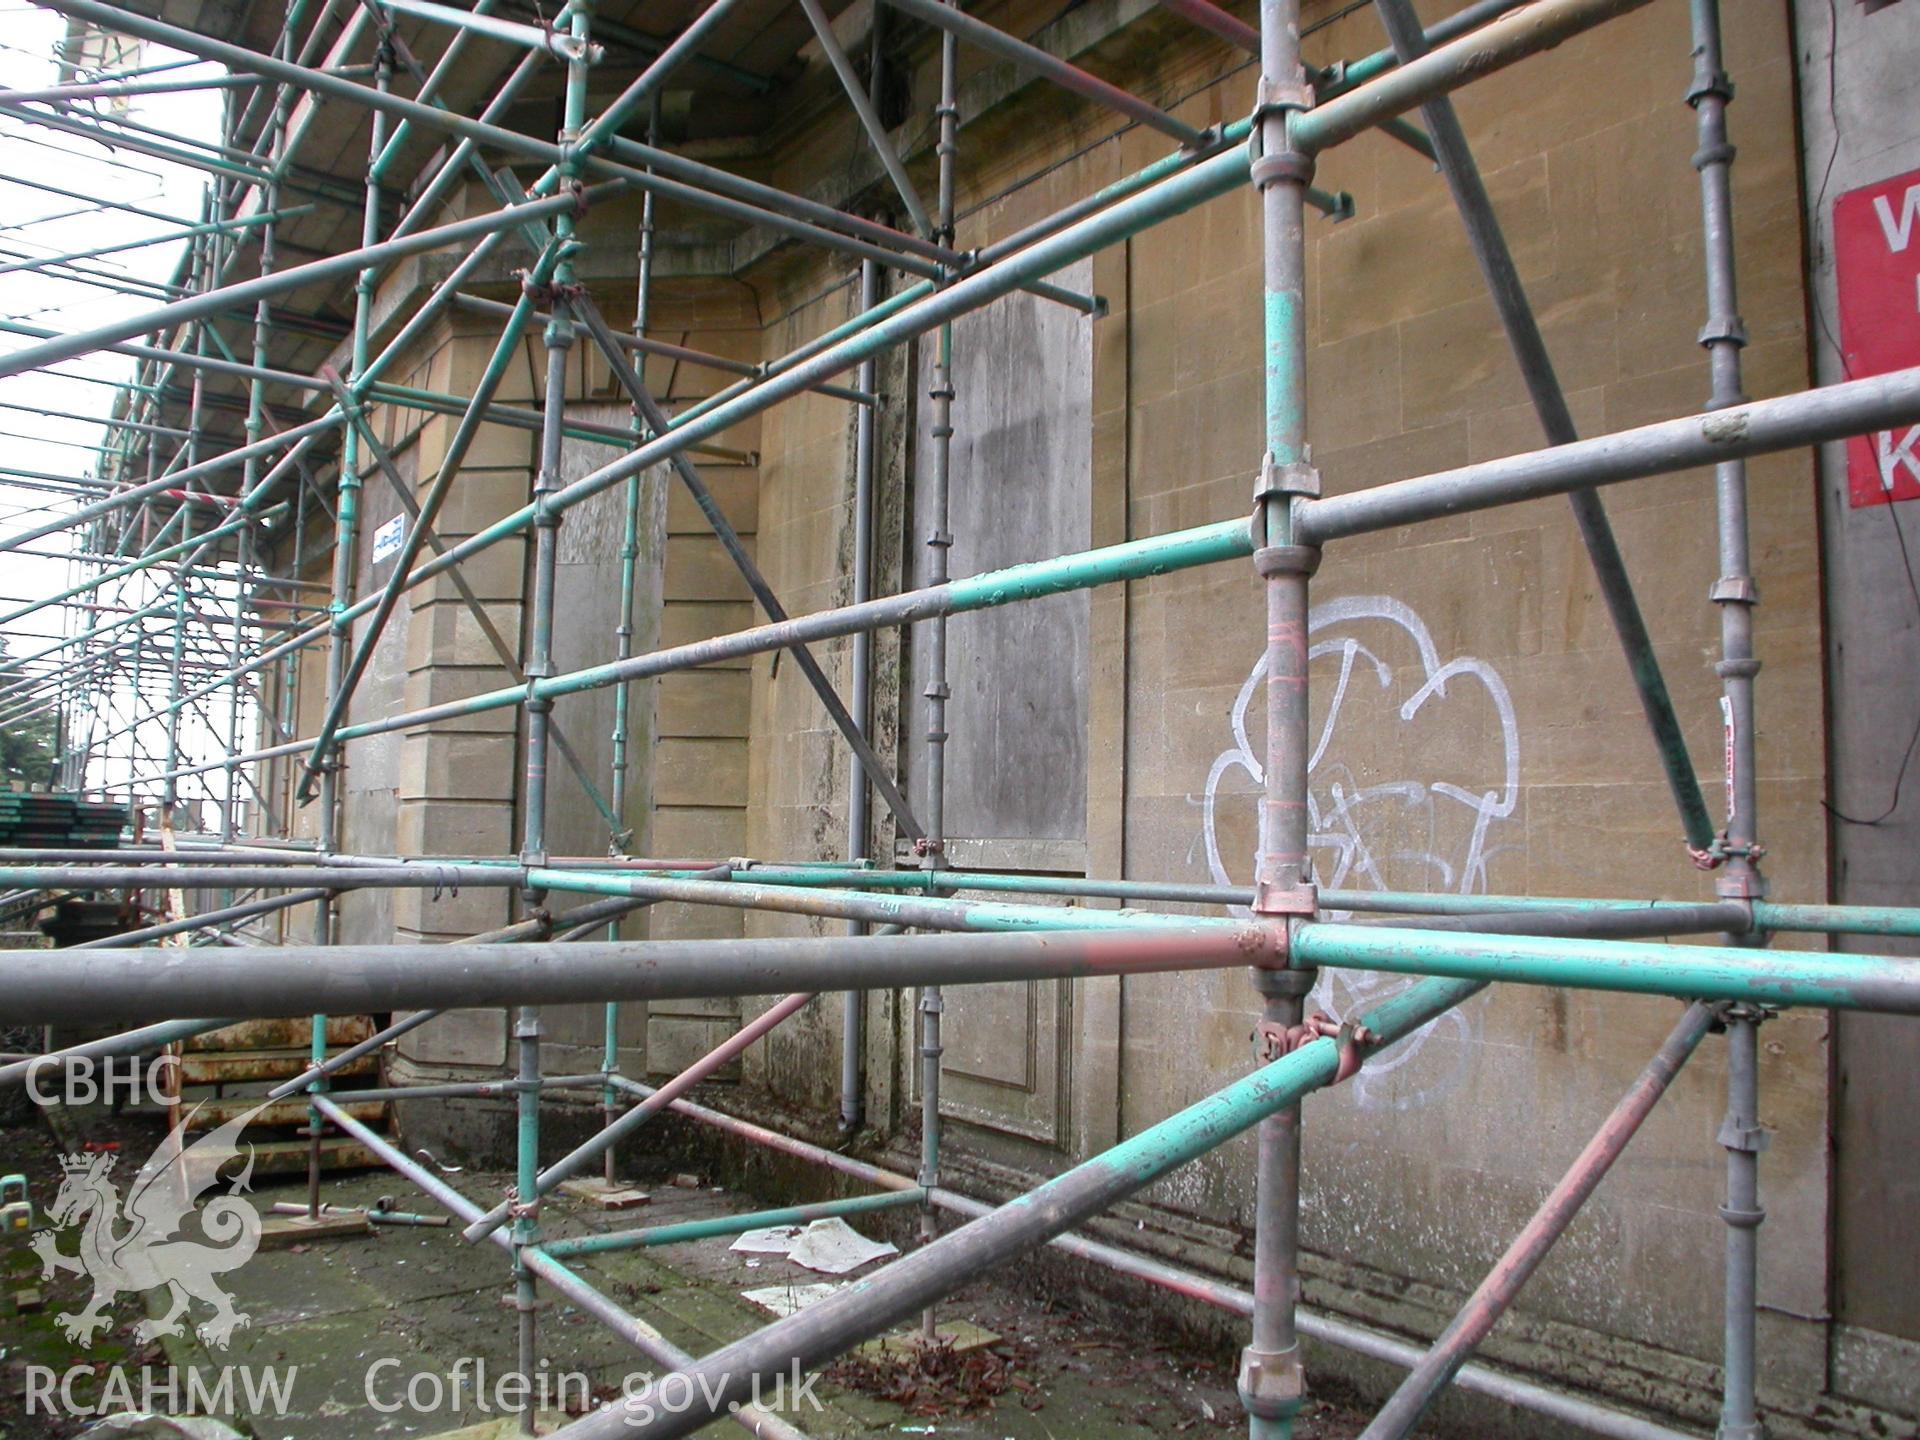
top-left (1255, 450), bottom-right (1321, 503)
top-left (1237, 1342), bottom-right (1305, 1421)
top-left (1717, 1114), bottom-right (1771, 1157)
top-left (1697, 314), bottom-right (1749, 349)
top-left (1691, 140), bottom-right (1737, 173)
top-left (1686, 67), bottom-right (1734, 107)
top-left (1252, 543), bottom-right (1322, 581)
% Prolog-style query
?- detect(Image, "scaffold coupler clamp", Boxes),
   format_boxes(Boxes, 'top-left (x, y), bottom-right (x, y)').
top-left (1686, 57), bottom-right (1734, 110)
top-left (1696, 309), bottom-right (1749, 362)
top-left (1254, 449), bottom-right (1321, 506)
top-left (1707, 999), bottom-right (1776, 1033)
top-left (1257, 1012), bottom-right (1377, 1084)
top-left (1181, 122), bottom-right (1223, 157)
top-left (934, 94), bottom-right (960, 164)
top-left (1715, 846), bottom-right (1768, 904)
top-left (503, 1184), bottom-right (542, 1226)
top-left (1716, 1080), bottom-right (1771, 1233)
top-left (1689, 829), bottom-right (1768, 889)
top-left (1249, 867), bottom-right (1315, 997)
top-left (1248, 69), bottom-right (1315, 187)
top-left (1251, 66), bottom-right (1315, 126)
top-left (1238, 1341), bottom-right (1305, 1426)
top-left (928, 378), bottom-right (956, 440)
top-left (1687, 829), bottom-right (1760, 874)
top-left (518, 268), bottom-right (587, 309)
top-left (917, 990), bottom-right (945, 1073)
top-left (1250, 889), bottom-right (1315, 999)
top-left (1716, 1180), bottom-right (1767, 1231)
top-left (295, 750), bottom-right (337, 806)
top-left (1251, 855), bottom-right (1317, 919)
top-left (546, 27), bottom-right (606, 65)
top-left (1249, 452), bottom-right (1321, 560)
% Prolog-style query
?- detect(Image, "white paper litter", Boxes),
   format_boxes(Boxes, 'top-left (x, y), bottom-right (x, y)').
top-left (786, 1216), bottom-right (899, 1274)
top-left (741, 1281), bottom-right (843, 1317)
top-left (729, 1224), bottom-right (804, 1255)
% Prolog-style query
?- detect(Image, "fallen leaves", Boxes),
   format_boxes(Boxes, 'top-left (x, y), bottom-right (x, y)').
top-left (824, 1336), bottom-right (1041, 1418)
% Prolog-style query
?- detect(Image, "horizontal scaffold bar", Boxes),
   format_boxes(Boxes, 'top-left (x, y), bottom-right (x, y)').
top-left (76, 0), bottom-right (1666, 783)
top-left (530, 869), bottom-right (1749, 943)
top-left (0, 864), bottom-right (534, 890)
top-left (3, 922), bottom-right (1918, 1026)
top-left (711, 866), bottom-right (1920, 938)
top-left (0, 927), bottom-right (1285, 1024)
top-left (14, 0), bottom-right (1635, 587)
top-left (17, 852), bottom-right (1905, 939)
top-left (1296, 365), bottom-right (1920, 542)
top-left (354, 0), bottom-right (1630, 615)
top-left (1289, 925), bottom-right (1920, 1014)
top-left (0, 189), bottom-right (597, 381)
top-left (131, 357), bottom-right (1920, 791)
top-left (537, 869), bottom-right (1236, 929)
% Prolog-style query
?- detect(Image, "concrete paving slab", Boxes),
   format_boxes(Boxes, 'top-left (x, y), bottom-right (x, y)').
top-left (214, 1241), bottom-right (390, 1327)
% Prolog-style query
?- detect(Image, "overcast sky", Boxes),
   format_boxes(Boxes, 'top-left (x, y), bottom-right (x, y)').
top-left (0, 6), bottom-right (237, 803)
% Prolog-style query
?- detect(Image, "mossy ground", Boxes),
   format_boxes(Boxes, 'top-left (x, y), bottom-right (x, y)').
top-left (4, 1105), bottom-right (1368, 1438)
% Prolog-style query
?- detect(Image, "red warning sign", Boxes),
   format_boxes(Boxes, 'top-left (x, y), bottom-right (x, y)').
top-left (1835, 166), bottom-right (1920, 507)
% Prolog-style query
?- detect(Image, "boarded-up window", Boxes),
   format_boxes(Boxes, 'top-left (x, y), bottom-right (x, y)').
top-left (903, 261), bottom-right (1095, 1152)
top-left (906, 259), bottom-right (1093, 850)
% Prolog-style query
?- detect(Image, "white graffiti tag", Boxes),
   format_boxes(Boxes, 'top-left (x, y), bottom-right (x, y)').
top-left (1199, 596), bottom-right (1518, 1107)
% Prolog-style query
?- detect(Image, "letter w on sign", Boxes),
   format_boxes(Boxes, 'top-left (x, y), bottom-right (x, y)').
top-left (1837, 168), bottom-right (1920, 507)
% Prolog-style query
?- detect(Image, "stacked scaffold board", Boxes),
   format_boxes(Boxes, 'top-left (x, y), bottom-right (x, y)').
top-left (0, 792), bottom-right (127, 850)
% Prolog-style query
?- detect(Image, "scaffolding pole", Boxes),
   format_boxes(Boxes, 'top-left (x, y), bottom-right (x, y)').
top-left (1, 3), bottom-right (1915, 1437)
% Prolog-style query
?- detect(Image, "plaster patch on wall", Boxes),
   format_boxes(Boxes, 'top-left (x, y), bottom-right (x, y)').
top-left (1199, 595), bottom-right (1518, 1108)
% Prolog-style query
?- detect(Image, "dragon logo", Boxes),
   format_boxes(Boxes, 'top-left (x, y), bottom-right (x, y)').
top-left (30, 1104), bottom-right (266, 1348)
